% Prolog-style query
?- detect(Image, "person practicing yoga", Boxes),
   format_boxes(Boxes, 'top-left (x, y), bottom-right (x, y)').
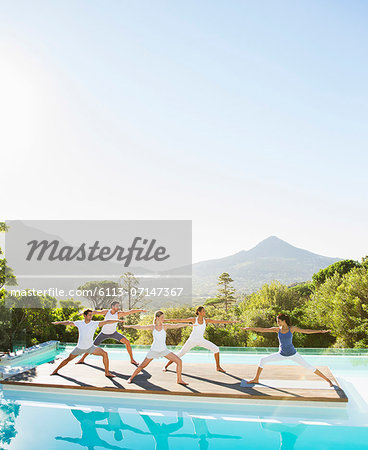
top-left (163, 305), bottom-right (238, 373)
top-left (76, 302), bottom-right (147, 366)
top-left (51, 309), bottom-right (124, 377)
top-left (242, 313), bottom-right (333, 386)
top-left (124, 310), bottom-right (192, 385)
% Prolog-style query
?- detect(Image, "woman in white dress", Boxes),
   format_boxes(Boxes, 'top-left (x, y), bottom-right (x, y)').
top-left (163, 306), bottom-right (238, 373)
top-left (124, 310), bottom-right (191, 385)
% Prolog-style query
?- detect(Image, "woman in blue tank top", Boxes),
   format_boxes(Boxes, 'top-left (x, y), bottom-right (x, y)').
top-left (242, 314), bottom-right (333, 386)
top-left (278, 325), bottom-right (297, 356)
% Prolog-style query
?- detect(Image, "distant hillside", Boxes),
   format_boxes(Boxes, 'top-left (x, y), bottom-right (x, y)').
top-left (192, 236), bottom-right (341, 298)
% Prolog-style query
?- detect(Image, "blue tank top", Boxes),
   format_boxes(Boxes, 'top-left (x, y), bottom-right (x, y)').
top-left (278, 327), bottom-right (296, 356)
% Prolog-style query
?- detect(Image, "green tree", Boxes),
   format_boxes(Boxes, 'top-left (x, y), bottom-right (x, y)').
top-left (312, 260), bottom-right (361, 287)
top-left (306, 267), bottom-right (368, 348)
top-left (238, 281), bottom-right (307, 347)
top-left (203, 297), bottom-right (222, 307)
top-left (207, 272), bottom-right (236, 312)
top-left (0, 221), bottom-right (17, 291)
top-left (362, 256), bottom-right (368, 269)
top-left (77, 280), bottom-right (120, 309)
top-left (289, 282), bottom-right (313, 298)
top-left (3, 292), bottom-right (58, 348)
top-left (59, 299), bottom-right (82, 309)
top-left (119, 272), bottom-right (147, 310)
top-left (0, 222), bottom-right (17, 350)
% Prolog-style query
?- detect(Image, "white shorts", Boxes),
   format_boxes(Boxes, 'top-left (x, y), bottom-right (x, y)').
top-left (176, 338), bottom-right (219, 358)
top-left (258, 351), bottom-right (316, 372)
top-left (70, 345), bottom-right (98, 356)
top-left (146, 349), bottom-right (171, 360)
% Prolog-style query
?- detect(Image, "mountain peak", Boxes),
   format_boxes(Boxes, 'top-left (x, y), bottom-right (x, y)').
top-left (267, 235), bottom-right (282, 240)
top-left (192, 236), bottom-right (341, 297)
top-left (256, 235), bottom-right (287, 245)
top-left (248, 236), bottom-right (295, 256)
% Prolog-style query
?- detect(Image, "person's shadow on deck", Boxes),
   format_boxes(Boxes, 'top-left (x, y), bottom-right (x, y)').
top-left (177, 370), bottom-right (302, 398)
top-left (50, 373), bottom-right (91, 387)
top-left (80, 362), bottom-right (169, 392)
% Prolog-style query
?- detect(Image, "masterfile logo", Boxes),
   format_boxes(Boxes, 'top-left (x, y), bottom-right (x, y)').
top-left (5, 220), bottom-right (191, 276)
top-left (25, 237), bottom-right (170, 266)
top-left (4, 220), bottom-right (192, 308)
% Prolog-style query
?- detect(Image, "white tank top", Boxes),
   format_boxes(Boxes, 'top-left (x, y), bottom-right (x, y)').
top-left (151, 327), bottom-right (167, 351)
top-left (101, 310), bottom-right (118, 334)
top-left (190, 317), bottom-right (206, 340)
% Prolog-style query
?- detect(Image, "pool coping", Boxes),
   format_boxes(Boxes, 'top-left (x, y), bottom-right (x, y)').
top-left (1, 361), bottom-right (348, 404)
top-left (1, 383), bottom-right (348, 408)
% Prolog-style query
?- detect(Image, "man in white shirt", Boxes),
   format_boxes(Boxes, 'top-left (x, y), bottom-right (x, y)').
top-left (76, 301), bottom-right (147, 366)
top-left (51, 309), bottom-right (124, 377)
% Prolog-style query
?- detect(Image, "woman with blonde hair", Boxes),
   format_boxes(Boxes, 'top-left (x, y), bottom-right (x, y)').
top-left (124, 311), bottom-right (191, 385)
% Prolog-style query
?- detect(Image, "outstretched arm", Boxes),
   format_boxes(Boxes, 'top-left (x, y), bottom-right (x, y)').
top-left (292, 327), bottom-right (331, 334)
top-left (163, 318), bottom-right (195, 323)
top-left (206, 319), bottom-right (240, 324)
top-left (123, 324), bottom-right (154, 330)
top-left (118, 309), bottom-right (148, 318)
top-left (98, 319), bottom-right (125, 327)
top-left (164, 323), bottom-right (193, 329)
top-left (52, 321), bottom-right (75, 326)
top-left (242, 327), bottom-right (279, 333)
top-left (77, 309), bottom-right (108, 316)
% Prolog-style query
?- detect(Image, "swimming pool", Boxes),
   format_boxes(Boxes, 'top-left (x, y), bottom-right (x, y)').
top-left (1, 346), bottom-right (368, 449)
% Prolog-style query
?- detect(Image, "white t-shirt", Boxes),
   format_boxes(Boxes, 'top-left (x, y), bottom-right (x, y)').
top-left (74, 320), bottom-right (99, 348)
top-left (101, 310), bottom-right (118, 334)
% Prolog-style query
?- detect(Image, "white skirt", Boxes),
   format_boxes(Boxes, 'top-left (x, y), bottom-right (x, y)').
top-left (146, 348), bottom-right (171, 359)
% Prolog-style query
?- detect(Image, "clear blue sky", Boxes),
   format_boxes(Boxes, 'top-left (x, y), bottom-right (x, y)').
top-left (1, 1), bottom-right (367, 262)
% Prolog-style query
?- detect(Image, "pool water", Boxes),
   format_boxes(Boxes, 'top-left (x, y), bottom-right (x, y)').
top-left (1, 388), bottom-right (368, 450)
top-left (1, 347), bottom-right (368, 449)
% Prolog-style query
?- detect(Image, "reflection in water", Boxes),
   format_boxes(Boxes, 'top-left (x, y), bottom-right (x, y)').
top-left (56, 409), bottom-right (130, 450)
top-left (140, 412), bottom-right (184, 450)
top-left (0, 399), bottom-right (20, 447)
top-left (58, 408), bottom-right (186, 450)
top-left (175, 417), bottom-right (242, 450)
top-left (261, 422), bottom-right (307, 450)
top-left (96, 408), bottom-right (148, 442)
top-left (0, 395), bottom-right (309, 450)
top-left (59, 408), bottom-right (244, 450)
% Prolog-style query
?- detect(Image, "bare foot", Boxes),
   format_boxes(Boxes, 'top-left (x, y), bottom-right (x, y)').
top-left (246, 379), bottom-right (258, 384)
top-left (105, 372), bottom-right (115, 378)
top-left (75, 360), bottom-right (85, 365)
top-left (178, 380), bottom-right (189, 385)
top-left (162, 366), bottom-right (168, 372)
top-left (217, 367), bottom-right (226, 373)
top-left (127, 378), bottom-right (133, 384)
top-left (131, 360), bottom-right (139, 366)
top-left (51, 370), bottom-right (58, 376)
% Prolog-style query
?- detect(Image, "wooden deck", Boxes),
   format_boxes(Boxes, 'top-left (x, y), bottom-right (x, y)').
top-left (1, 359), bottom-right (348, 403)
